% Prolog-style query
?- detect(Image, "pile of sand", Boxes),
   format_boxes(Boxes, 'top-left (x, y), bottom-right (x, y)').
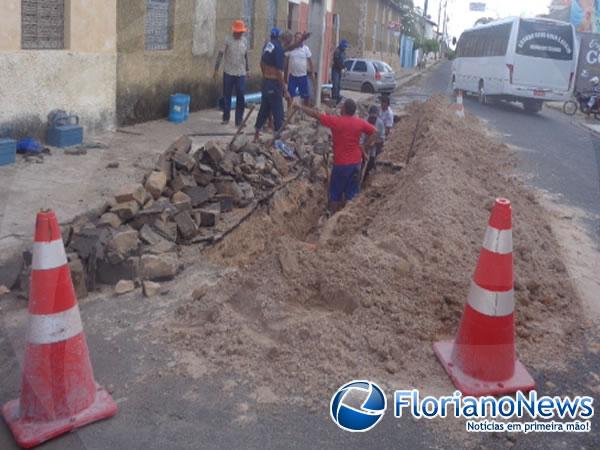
top-left (167, 96), bottom-right (583, 408)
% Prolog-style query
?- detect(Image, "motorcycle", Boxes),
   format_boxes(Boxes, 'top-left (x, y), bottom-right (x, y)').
top-left (563, 91), bottom-right (600, 120)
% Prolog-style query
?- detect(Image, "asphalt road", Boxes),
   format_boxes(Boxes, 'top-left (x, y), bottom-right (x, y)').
top-left (0, 62), bottom-right (598, 450)
top-left (399, 61), bottom-right (600, 238)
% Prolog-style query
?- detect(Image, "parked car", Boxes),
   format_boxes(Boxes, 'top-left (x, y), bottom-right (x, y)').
top-left (341, 59), bottom-right (397, 93)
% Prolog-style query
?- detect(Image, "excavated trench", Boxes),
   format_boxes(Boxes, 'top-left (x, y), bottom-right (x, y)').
top-left (169, 96), bottom-right (584, 416)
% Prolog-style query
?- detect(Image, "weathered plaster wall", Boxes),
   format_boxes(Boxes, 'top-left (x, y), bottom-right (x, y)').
top-left (116, 0), bottom-right (290, 125)
top-left (0, 0), bottom-right (117, 140)
top-left (334, 0), bottom-right (401, 65)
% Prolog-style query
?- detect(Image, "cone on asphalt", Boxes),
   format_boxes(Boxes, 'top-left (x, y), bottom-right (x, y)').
top-left (2, 210), bottom-right (117, 448)
top-left (454, 90), bottom-right (465, 118)
top-left (433, 198), bottom-right (535, 396)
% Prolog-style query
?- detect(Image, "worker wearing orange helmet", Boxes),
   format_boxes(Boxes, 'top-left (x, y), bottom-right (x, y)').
top-left (214, 20), bottom-right (250, 126)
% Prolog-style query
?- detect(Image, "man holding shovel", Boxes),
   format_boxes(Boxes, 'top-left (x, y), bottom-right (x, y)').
top-left (293, 99), bottom-right (376, 213)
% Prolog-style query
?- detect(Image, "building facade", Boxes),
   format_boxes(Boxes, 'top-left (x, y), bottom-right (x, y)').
top-left (333, 0), bottom-right (405, 67)
top-left (0, 0), bottom-right (117, 139)
top-left (117, 0), bottom-right (338, 124)
top-left (2, 1), bottom-right (416, 136)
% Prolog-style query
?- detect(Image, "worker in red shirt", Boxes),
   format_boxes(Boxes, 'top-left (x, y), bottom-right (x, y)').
top-left (294, 99), bottom-right (377, 213)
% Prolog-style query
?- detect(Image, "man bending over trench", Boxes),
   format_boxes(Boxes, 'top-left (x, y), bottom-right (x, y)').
top-left (293, 99), bottom-right (377, 213)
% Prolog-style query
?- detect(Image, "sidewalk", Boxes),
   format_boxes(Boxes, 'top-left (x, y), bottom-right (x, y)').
top-left (0, 59), bottom-right (446, 289)
top-left (0, 107), bottom-right (244, 289)
top-left (546, 101), bottom-right (600, 135)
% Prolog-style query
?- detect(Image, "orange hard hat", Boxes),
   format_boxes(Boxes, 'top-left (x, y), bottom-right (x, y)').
top-left (232, 20), bottom-right (248, 33)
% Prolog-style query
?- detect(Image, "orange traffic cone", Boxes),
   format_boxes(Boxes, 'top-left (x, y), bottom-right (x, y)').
top-left (454, 90), bottom-right (465, 118)
top-left (2, 210), bottom-right (117, 448)
top-left (433, 198), bottom-right (535, 396)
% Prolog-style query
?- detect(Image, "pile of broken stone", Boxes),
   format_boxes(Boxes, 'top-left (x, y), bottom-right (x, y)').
top-left (16, 120), bottom-right (332, 299)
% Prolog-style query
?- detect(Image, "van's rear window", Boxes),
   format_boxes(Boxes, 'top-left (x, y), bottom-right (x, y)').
top-left (516, 20), bottom-right (574, 61)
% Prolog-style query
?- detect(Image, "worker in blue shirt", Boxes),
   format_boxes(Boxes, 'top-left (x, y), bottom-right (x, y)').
top-left (254, 28), bottom-right (309, 142)
top-left (332, 39), bottom-right (349, 104)
top-left (254, 28), bottom-right (289, 142)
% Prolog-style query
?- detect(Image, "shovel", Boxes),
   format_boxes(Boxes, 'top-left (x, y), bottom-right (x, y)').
top-left (229, 105), bottom-right (256, 151)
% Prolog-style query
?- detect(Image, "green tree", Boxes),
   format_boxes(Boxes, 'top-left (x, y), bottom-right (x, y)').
top-left (391, 0), bottom-right (419, 37)
top-left (423, 38), bottom-right (440, 55)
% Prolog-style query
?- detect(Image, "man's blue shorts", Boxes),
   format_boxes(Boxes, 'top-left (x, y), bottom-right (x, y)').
top-left (288, 75), bottom-right (311, 99)
top-left (329, 163), bottom-right (362, 202)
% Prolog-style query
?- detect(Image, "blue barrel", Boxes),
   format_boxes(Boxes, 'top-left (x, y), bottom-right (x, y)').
top-left (169, 93), bottom-right (190, 123)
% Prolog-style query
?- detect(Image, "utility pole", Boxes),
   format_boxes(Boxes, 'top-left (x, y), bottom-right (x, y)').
top-left (436, 0), bottom-right (444, 58)
top-left (437, 0), bottom-right (443, 38)
top-left (442, 2), bottom-right (448, 51)
top-left (424, 0), bottom-right (429, 17)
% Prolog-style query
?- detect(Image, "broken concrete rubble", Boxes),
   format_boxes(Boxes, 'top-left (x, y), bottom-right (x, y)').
top-left (112, 201), bottom-right (140, 221)
top-left (214, 195), bottom-right (234, 213)
top-left (152, 219), bottom-right (178, 242)
top-left (98, 212), bottom-right (122, 229)
top-left (171, 173), bottom-right (196, 193)
top-left (230, 135), bottom-right (249, 153)
top-left (174, 210), bottom-right (197, 240)
top-left (145, 171), bottom-right (167, 199)
top-left (143, 281), bottom-right (161, 298)
top-left (97, 257), bottom-right (139, 285)
top-left (172, 151), bottom-right (196, 172)
top-left (197, 209), bottom-right (220, 227)
top-left (9, 124), bottom-right (322, 296)
top-left (115, 184), bottom-right (146, 206)
top-left (69, 257), bottom-right (88, 299)
top-left (115, 279), bottom-right (135, 295)
top-left (140, 253), bottom-right (179, 281)
top-left (184, 184), bottom-right (216, 208)
top-left (205, 141), bottom-right (225, 165)
top-left (215, 178), bottom-right (244, 206)
top-left (107, 228), bottom-right (139, 262)
top-left (172, 191), bottom-right (192, 212)
top-left (193, 164), bottom-right (215, 186)
top-left (140, 224), bottom-right (167, 246)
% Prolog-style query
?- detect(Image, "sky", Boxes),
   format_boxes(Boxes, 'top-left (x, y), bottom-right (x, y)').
top-left (416, 0), bottom-right (552, 39)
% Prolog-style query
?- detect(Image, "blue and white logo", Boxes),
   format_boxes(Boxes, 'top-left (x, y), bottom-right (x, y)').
top-left (330, 380), bottom-right (387, 432)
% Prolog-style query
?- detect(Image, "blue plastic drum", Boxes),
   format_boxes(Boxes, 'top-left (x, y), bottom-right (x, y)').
top-left (169, 93), bottom-right (190, 123)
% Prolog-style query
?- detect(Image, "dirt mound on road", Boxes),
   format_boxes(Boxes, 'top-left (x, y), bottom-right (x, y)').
top-left (168, 96), bottom-right (583, 407)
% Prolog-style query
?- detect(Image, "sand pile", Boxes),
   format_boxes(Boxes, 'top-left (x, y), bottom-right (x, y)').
top-left (167, 96), bottom-right (583, 407)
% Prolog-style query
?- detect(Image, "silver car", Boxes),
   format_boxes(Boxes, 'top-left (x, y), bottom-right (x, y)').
top-left (340, 59), bottom-right (397, 93)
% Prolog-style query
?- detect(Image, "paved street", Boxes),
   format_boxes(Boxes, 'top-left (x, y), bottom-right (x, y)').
top-left (399, 61), bottom-right (600, 236)
top-left (0, 62), bottom-right (598, 450)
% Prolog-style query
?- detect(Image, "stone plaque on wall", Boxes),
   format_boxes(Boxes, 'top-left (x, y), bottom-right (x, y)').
top-left (192, 0), bottom-right (216, 56)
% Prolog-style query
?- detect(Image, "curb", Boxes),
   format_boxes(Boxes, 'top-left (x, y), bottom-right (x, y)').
top-left (395, 60), bottom-right (445, 90)
top-left (546, 102), bottom-right (600, 138)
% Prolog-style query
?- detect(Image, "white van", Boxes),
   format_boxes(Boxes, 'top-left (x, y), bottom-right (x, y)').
top-left (452, 17), bottom-right (577, 113)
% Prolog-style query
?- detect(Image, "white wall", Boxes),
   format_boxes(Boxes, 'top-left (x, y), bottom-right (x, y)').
top-left (192, 0), bottom-right (217, 56)
top-left (0, 0), bottom-right (117, 138)
top-left (0, 52), bottom-right (117, 137)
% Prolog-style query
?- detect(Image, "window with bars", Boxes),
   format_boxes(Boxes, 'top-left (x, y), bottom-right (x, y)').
top-left (145, 0), bottom-right (174, 51)
top-left (21, 0), bottom-right (65, 50)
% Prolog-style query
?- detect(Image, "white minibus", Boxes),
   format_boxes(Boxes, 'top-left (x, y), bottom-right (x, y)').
top-left (452, 17), bottom-right (577, 113)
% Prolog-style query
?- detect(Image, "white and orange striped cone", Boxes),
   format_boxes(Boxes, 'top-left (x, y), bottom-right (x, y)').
top-left (454, 89), bottom-right (465, 118)
top-left (433, 199), bottom-right (535, 396)
top-left (2, 210), bottom-right (117, 448)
